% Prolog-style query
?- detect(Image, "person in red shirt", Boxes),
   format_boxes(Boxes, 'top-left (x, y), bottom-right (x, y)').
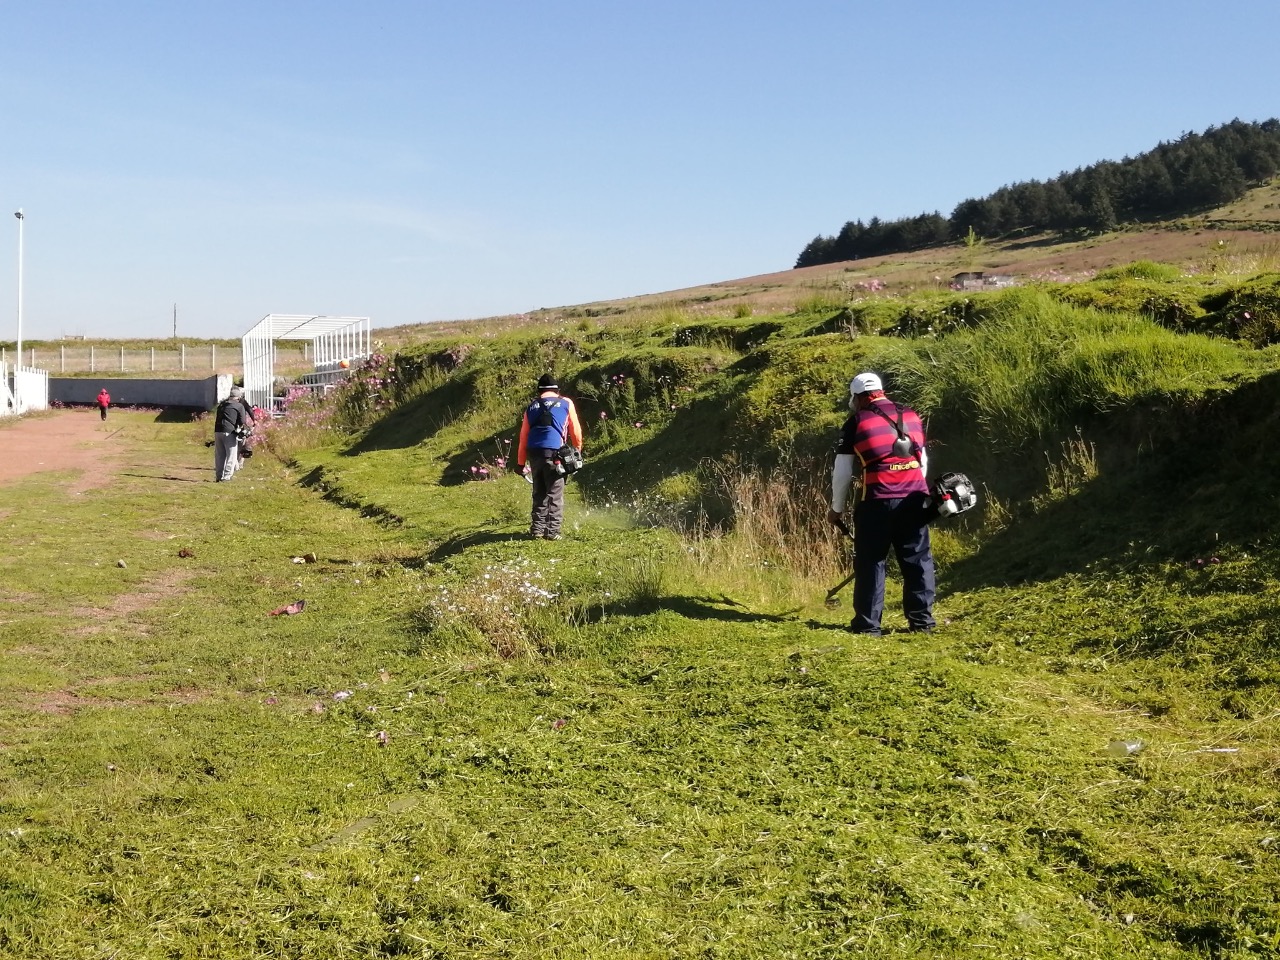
top-left (96, 388), bottom-right (111, 421)
top-left (828, 372), bottom-right (936, 635)
top-left (516, 373), bottom-right (583, 540)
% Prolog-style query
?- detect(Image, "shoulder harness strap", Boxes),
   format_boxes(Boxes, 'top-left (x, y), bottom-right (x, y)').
top-left (866, 403), bottom-right (921, 460)
top-left (535, 398), bottom-right (569, 442)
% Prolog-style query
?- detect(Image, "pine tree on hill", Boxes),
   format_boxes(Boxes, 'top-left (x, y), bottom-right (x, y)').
top-left (795, 118), bottom-right (1280, 268)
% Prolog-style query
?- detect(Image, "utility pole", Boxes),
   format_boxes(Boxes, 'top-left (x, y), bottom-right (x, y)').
top-left (173, 303), bottom-right (177, 339)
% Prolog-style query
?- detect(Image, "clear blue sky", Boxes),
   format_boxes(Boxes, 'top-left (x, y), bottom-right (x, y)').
top-left (1, 1), bottom-right (1277, 341)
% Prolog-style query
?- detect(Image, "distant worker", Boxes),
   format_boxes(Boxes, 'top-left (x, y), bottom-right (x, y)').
top-left (96, 387), bottom-right (111, 421)
top-left (516, 373), bottom-right (583, 541)
top-left (213, 386), bottom-right (252, 482)
top-left (828, 372), bottom-right (936, 635)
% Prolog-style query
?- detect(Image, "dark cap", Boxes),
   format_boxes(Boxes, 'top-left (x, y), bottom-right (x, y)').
top-left (537, 373), bottom-right (558, 391)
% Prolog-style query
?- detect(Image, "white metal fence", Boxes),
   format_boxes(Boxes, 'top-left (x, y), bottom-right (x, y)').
top-left (0, 344), bottom-right (312, 376)
top-left (1, 361), bottom-right (49, 416)
top-left (0, 361), bottom-right (11, 416)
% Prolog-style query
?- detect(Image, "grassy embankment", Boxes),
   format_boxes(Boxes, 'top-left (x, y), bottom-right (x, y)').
top-left (3, 265), bottom-right (1280, 958)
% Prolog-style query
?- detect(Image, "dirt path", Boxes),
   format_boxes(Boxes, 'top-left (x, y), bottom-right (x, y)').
top-left (0, 409), bottom-right (129, 492)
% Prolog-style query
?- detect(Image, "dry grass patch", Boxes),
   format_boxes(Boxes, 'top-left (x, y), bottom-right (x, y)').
top-left (15, 683), bottom-right (213, 717)
top-left (62, 569), bottom-right (197, 635)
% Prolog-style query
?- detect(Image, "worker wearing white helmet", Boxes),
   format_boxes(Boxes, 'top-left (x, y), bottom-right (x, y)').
top-left (829, 371), bottom-right (936, 635)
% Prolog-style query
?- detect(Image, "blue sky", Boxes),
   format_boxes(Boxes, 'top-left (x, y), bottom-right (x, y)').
top-left (1, 1), bottom-right (1277, 341)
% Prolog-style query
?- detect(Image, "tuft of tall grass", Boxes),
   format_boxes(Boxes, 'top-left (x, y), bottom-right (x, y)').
top-left (415, 558), bottom-right (564, 660)
top-left (661, 455), bottom-right (846, 607)
top-left (254, 393), bottom-right (348, 460)
top-left (792, 292), bottom-right (846, 315)
top-left (1035, 430), bottom-right (1099, 510)
top-left (618, 548), bottom-right (670, 608)
top-left (1095, 260), bottom-right (1184, 282)
top-left (858, 288), bottom-right (1251, 450)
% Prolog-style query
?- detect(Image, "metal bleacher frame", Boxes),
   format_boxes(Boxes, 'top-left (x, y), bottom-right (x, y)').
top-left (240, 314), bottom-right (371, 414)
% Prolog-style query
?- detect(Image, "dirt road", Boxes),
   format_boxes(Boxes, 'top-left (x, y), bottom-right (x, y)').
top-left (0, 409), bottom-right (127, 492)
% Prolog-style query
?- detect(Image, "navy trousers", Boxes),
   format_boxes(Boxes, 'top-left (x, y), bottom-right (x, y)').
top-left (850, 493), bottom-right (936, 634)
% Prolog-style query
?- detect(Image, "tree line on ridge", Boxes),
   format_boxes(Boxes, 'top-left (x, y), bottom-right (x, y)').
top-left (795, 118), bottom-right (1280, 268)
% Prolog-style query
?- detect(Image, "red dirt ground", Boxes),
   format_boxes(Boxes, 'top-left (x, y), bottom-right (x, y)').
top-left (0, 409), bottom-right (126, 492)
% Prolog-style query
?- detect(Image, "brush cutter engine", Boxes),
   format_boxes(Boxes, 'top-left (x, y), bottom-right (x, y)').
top-left (931, 472), bottom-right (977, 518)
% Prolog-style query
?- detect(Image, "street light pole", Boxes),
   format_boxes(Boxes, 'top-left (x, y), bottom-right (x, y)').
top-left (14, 209), bottom-right (24, 366)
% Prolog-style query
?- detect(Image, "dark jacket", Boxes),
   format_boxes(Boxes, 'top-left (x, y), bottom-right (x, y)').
top-left (214, 398), bottom-right (249, 434)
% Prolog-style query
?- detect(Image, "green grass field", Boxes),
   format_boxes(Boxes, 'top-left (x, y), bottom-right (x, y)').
top-left (5, 289), bottom-right (1280, 957)
top-left (7, 238), bottom-right (1280, 956)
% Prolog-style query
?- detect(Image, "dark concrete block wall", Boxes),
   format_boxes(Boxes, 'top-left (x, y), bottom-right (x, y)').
top-left (49, 374), bottom-right (233, 410)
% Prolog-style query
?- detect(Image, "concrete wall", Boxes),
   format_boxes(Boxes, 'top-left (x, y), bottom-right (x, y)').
top-left (49, 374), bottom-right (233, 410)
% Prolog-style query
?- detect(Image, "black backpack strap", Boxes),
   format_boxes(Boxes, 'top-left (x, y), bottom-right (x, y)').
top-left (867, 402), bottom-right (906, 439)
top-left (865, 403), bottom-right (921, 459)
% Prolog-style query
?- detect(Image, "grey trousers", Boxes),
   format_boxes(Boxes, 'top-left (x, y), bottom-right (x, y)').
top-left (215, 432), bottom-right (240, 481)
top-left (529, 449), bottom-right (566, 537)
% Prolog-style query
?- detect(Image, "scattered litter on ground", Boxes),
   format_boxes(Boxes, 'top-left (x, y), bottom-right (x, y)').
top-left (1105, 739), bottom-right (1144, 757)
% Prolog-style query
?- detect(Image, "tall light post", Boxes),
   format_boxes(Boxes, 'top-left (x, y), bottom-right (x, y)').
top-left (14, 209), bottom-right (24, 366)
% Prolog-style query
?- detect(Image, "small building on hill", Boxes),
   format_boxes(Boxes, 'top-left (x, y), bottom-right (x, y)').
top-left (951, 271), bottom-right (1017, 291)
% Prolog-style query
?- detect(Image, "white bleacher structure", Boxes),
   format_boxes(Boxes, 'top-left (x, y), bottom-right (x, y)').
top-left (240, 314), bottom-right (371, 414)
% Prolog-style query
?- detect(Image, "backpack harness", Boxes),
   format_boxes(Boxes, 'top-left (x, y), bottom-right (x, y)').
top-left (866, 403), bottom-right (922, 463)
top-left (532, 397), bottom-right (584, 475)
top-left (534, 398), bottom-right (569, 444)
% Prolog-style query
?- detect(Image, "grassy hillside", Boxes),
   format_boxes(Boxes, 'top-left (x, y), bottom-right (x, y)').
top-left (5, 226), bottom-right (1280, 955)
top-left (374, 180), bottom-right (1280, 350)
top-left (266, 262), bottom-right (1280, 952)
